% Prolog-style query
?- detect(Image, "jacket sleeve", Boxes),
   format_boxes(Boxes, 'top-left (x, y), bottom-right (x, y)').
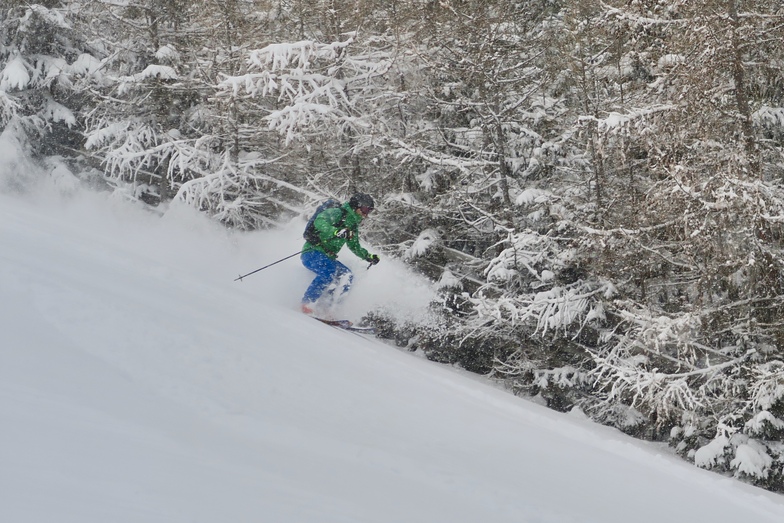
top-left (346, 234), bottom-right (371, 261)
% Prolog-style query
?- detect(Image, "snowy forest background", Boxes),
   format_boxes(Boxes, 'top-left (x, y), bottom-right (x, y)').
top-left (3, 0), bottom-right (784, 493)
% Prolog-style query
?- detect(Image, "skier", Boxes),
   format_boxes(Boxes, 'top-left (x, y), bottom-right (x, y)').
top-left (300, 193), bottom-right (380, 316)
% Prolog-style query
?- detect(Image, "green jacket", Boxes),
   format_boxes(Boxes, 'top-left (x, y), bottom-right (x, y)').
top-left (304, 202), bottom-right (372, 261)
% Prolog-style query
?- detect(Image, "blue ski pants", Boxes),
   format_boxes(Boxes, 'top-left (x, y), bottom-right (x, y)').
top-left (301, 249), bottom-right (353, 304)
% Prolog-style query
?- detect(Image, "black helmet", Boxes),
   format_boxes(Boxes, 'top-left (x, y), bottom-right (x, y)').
top-left (349, 192), bottom-right (375, 211)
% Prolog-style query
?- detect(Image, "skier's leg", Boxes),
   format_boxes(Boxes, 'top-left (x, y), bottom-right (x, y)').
top-left (335, 262), bottom-right (354, 297)
top-left (325, 262), bottom-right (354, 307)
top-left (301, 250), bottom-right (341, 308)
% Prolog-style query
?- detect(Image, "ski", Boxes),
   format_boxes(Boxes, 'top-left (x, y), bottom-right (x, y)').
top-left (312, 317), bottom-right (376, 334)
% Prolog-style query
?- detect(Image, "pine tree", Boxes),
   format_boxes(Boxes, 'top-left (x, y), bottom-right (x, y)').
top-left (0, 1), bottom-right (88, 190)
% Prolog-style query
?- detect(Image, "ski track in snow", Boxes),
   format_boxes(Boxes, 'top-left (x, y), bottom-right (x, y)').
top-left (2, 188), bottom-right (784, 523)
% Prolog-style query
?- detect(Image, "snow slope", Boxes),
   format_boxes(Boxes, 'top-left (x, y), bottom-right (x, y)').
top-left (2, 187), bottom-right (784, 523)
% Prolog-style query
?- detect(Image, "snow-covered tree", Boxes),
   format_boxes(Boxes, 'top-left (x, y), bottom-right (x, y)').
top-left (0, 1), bottom-right (89, 190)
top-left (77, 0), bottom-right (208, 206)
top-left (207, 15), bottom-right (403, 226)
top-left (392, 2), bottom-right (594, 379)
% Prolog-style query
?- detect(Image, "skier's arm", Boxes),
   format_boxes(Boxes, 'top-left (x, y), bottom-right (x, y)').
top-left (346, 234), bottom-right (371, 261)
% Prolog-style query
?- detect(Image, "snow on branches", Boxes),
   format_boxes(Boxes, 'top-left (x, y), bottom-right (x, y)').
top-left (471, 229), bottom-right (611, 334)
top-left (0, 54), bottom-right (30, 91)
top-left (220, 35), bottom-right (391, 144)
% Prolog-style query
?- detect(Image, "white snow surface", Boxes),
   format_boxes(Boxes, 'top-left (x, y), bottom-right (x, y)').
top-left (3, 184), bottom-right (784, 523)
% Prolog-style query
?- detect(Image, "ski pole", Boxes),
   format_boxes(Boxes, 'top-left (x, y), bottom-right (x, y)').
top-left (235, 249), bottom-right (309, 282)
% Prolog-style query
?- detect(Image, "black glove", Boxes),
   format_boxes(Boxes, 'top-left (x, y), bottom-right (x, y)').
top-left (335, 228), bottom-right (354, 240)
top-left (367, 254), bottom-right (380, 265)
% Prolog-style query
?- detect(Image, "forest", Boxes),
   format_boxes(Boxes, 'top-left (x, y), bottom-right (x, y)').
top-left (2, 0), bottom-right (784, 492)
